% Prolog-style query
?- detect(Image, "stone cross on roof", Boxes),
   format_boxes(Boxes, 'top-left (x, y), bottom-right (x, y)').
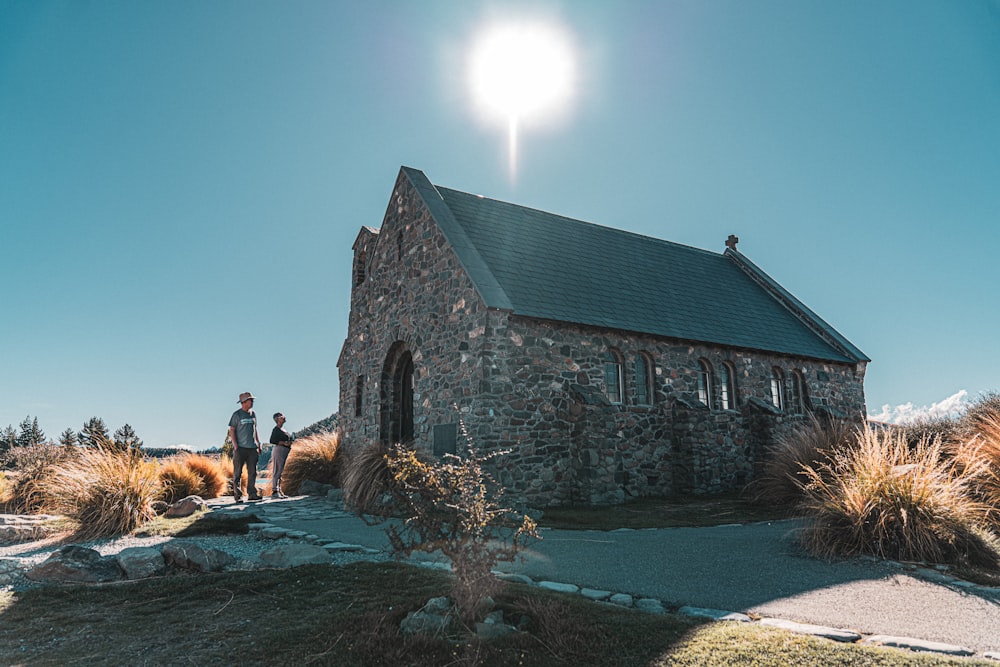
top-left (726, 234), bottom-right (739, 251)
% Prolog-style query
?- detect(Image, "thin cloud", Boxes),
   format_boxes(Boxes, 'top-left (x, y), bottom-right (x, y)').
top-left (870, 389), bottom-right (969, 425)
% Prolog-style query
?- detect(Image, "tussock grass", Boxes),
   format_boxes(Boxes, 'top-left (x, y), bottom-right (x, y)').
top-left (964, 391), bottom-right (1000, 433)
top-left (159, 453), bottom-right (228, 502)
top-left (798, 426), bottom-right (998, 568)
top-left (36, 448), bottom-right (162, 539)
top-left (340, 439), bottom-right (395, 514)
top-left (749, 414), bottom-right (856, 506)
top-left (158, 459), bottom-right (204, 503)
top-left (0, 443), bottom-right (75, 513)
top-left (281, 431), bottom-right (341, 495)
top-left (953, 413), bottom-right (1000, 529)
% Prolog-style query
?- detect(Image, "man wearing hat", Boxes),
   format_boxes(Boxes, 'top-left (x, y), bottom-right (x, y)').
top-left (228, 391), bottom-right (262, 502)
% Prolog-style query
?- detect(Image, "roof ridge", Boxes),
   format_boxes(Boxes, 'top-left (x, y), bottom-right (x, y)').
top-left (435, 185), bottom-right (723, 259)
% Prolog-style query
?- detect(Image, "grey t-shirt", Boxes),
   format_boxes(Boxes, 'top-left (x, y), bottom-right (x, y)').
top-left (228, 409), bottom-right (257, 449)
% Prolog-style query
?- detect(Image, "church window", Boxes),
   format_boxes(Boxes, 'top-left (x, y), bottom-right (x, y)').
top-left (354, 249), bottom-right (367, 286)
top-left (770, 367), bottom-right (785, 411)
top-left (790, 370), bottom-right (807, 414)
top-left (720, 362), bottom-right (738, 410)
top-left (604, 349), bottom-right (624, 404)
top-left (634, 353), bottom-right (654, 405)
top-left (697, 359), bottom-right (714, 408)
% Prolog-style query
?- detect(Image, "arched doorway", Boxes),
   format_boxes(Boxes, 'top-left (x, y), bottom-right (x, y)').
top-left (380, 342), bottom-right (414, 444)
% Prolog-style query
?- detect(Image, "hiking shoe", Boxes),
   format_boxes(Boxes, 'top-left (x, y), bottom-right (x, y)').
top-left (233, 496), bottom-right (244, 504)
top-left (247, 495), bottom-right (262, 501)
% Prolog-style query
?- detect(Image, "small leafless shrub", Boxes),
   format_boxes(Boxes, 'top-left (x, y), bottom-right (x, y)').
top-left (382, 424), bottom-right (539, 623)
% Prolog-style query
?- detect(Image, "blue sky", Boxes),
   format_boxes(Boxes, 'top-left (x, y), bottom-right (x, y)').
top-left (2, 0), bottom-right (998, 448)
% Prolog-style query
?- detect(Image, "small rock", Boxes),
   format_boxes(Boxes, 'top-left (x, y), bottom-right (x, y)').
top-left (862, 635), bottom-right (973, 657)
top-left (635, 598), bottom-right (666, 614)
top-left (609, 593), bottom-right (633, 607)
top-left (476, 621), bottom-right (515, 640)
top-left (165, 495), bottom-right (206, 518)
top-left (400, 611), bottom-right (450, 636)
top-left (259, 543), bottom-right (332, 568)
top-left (580, 588), bottom-right (612, 601)
top-left (677, 606), bottom-right (751, 622)
top-left (422, 596), bottom-right (452, 615)
top-left (759, 618), bottom-right (861, 643)
top-left (495, 573), bottom-right (533, 585)
top-left (538, 581), bottom-right (579, 594)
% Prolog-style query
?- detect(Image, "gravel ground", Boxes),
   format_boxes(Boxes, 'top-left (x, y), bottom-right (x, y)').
top-left (0, 530), bottom-right (389, 594)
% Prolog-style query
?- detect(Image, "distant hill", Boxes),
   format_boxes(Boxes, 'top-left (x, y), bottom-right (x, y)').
top-left (295, 413), bottom-right (338, 439)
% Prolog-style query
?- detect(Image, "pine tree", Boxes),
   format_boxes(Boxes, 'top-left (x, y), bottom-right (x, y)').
top-left (59, 428), bottom-right (79, 447)
top-left (79, 417), bottom-right (110, 448)
top-left (15, 416), bottom-right (46, 448)
top-left (113, 424), bottom-right (143, 452)
top-left (0, 425), bottom-right (15, 457)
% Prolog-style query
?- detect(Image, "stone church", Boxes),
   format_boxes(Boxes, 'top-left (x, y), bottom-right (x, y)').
top-left (338, 166), bottom-right (869, 506)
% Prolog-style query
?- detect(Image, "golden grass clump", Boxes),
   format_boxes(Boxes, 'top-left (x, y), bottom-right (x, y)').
top-left (159, 459), bottom-right (203, 503)
top-left (181, 453), bottom-right (228, 499)
top-left (952, 413), bottom-right (1000, 528)
top-left (340, 440), bottom-right (394, 514)
top-left (798, 425), bottom-right (998, 568)
top-left (280, 432), bottom-right (341, 495)
top-left (0, 443), bottom-right (76, 514)
top-left (0, 471), bottom-right (9, 508)
top-left (748, 413), bottom-right (856, 507)
top-left (37, 447), bottom-right (162, 539)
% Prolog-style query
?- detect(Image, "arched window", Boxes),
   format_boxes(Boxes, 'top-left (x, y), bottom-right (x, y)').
top-left (697, 359), bottom-right (714, 408)
top-left (720, 362), bottom-right (738, 410)
top-left (790, 370), bottom-right (807, 414)
top-left (770, 367), bottom-right (785, 411)
top-left (353, 249), bottom-right (367, 286)
top-left (634, 353), bottom-right (655, 405)
top-left (604, 349), bottom-right (624, 404)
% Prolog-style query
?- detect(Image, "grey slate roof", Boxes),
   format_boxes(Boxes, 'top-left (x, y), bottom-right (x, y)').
top-left (402, 167), bottom-right (867, 364)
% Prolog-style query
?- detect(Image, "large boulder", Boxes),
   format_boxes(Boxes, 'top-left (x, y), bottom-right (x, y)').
top-left (26, 545), bottom-right (122, 583)
top-left (116, 547), bottom-right (166, 580)
top-left (162, 540), bottom-right (234, 572)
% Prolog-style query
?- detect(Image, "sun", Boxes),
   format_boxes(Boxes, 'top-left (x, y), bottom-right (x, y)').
top-left (469, 22), bottom-right (575, 181)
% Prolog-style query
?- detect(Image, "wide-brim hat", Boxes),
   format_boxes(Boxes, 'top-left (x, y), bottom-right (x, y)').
top-left (238, 392), bottom-right (256, 403)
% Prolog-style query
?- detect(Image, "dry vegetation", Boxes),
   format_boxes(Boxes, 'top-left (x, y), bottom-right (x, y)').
top-left (753, 394), bottom-right (1000, 572)
top-left (280, 431), bottom-right (341, 494)
top-left (34, 447), bottom-right (161, 540)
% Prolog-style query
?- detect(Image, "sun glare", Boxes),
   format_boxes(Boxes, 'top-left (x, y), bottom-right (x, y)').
top-left (469, 22), bottom-right (575, 181)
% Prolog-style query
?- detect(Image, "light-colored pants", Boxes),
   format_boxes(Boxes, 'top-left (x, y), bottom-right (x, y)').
top-left (233, 447), bottom-right (259, 498)
top-left (271, 444), bottom-right (290, 493)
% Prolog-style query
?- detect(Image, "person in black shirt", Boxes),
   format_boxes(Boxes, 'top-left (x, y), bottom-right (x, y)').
top-left (269, 412), bottom-right (293, 498)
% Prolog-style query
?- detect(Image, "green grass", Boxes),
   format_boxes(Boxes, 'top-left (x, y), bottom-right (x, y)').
top-left (0, 562), bottom-right (990, 666)
top-left (540, 491), bottom-right (794, 530)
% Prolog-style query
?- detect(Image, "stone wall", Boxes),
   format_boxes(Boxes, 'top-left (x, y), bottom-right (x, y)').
top-left (338, 172), bottom-right (868, 506)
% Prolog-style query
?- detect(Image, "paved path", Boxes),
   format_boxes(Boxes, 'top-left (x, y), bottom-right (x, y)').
top-left (216, 495), bottom-right (1000, 658)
